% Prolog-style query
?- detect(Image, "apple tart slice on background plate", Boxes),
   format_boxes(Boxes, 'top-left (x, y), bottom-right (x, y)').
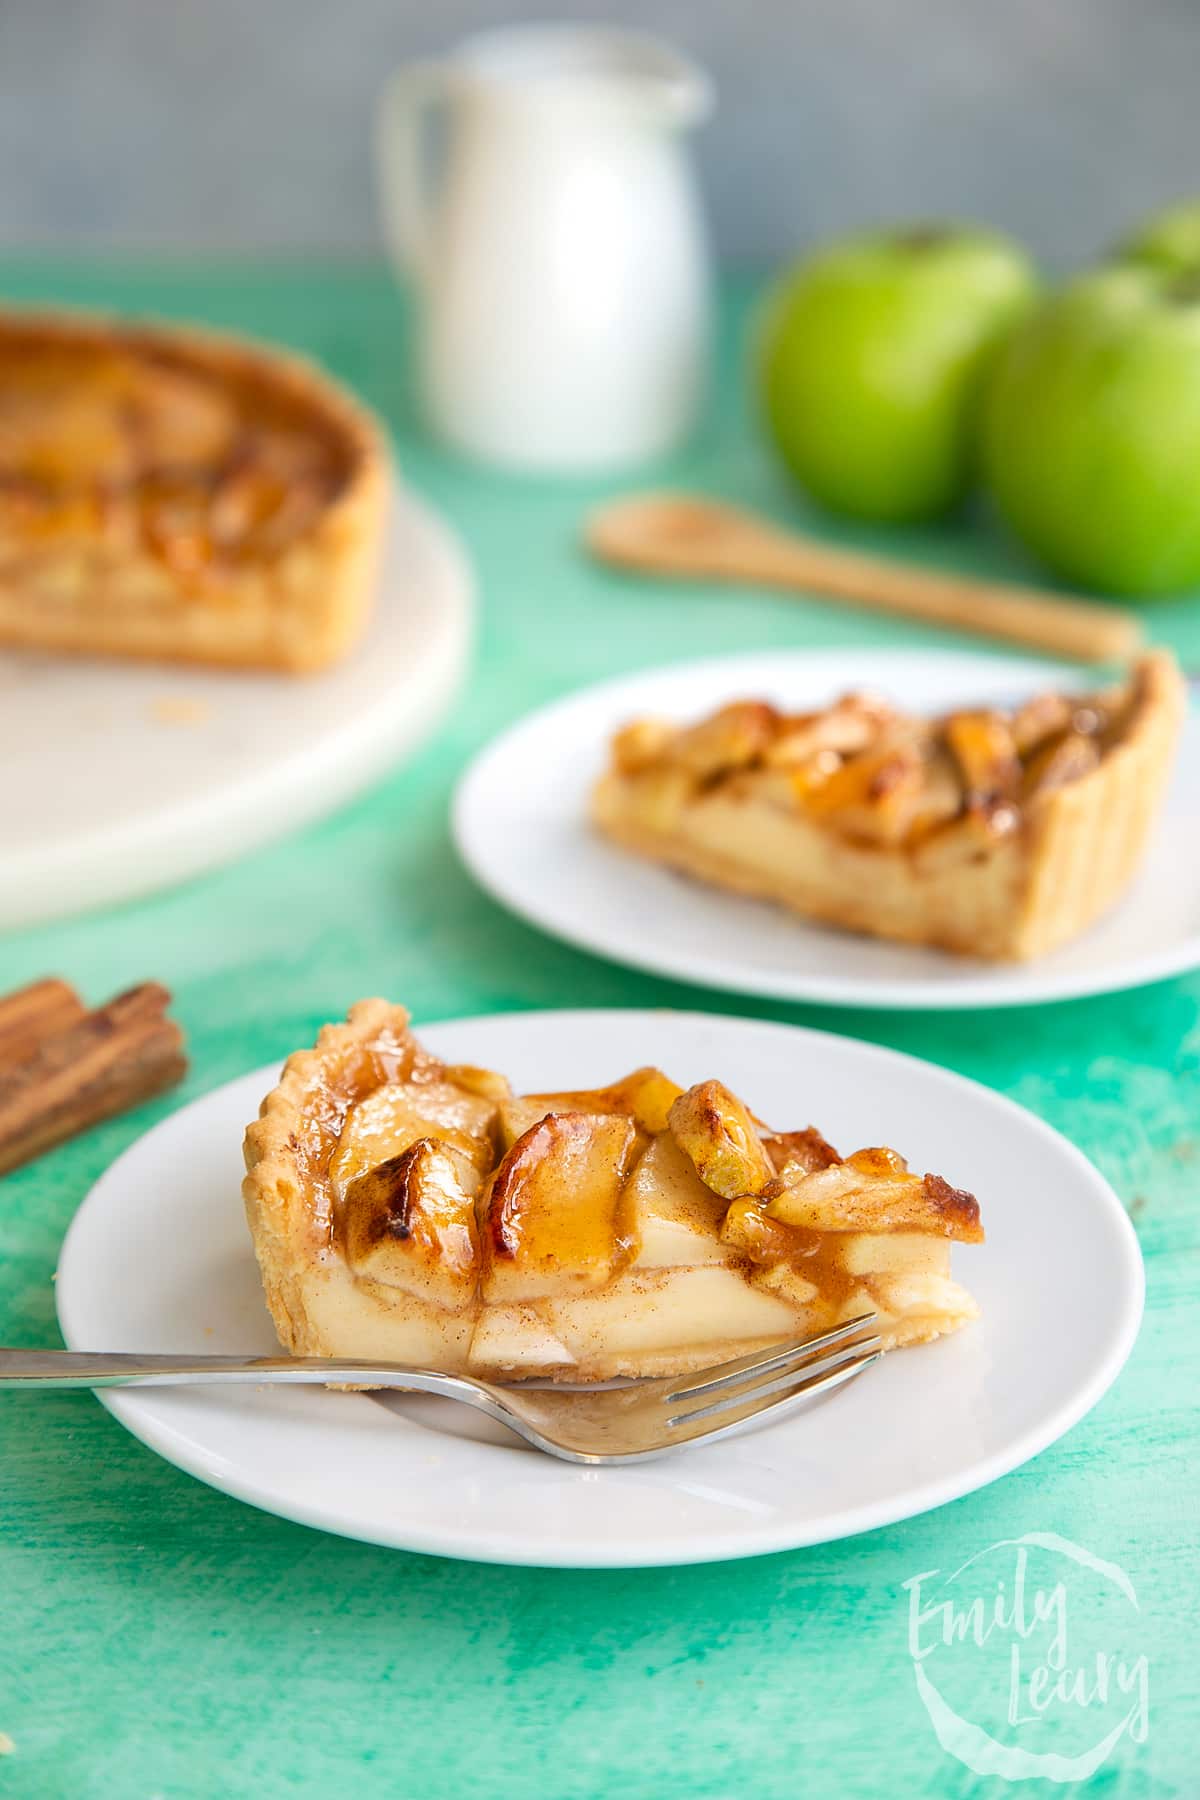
top-left (242, 1001), bottom-right (983, 1382)
top-left (454, 648), bottom-right (1200, 1008)
top-left (57, 1006), bottom-right (1142, 1563)
top-left (592, 651), bottom-right (1183, 962)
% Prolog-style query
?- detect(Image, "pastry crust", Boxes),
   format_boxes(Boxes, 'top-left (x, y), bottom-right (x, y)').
top-left (0, 308), bottom-right (389, 673)
top-left (592, 652), bottom-right (1184, 961)
top-left (243, 1002), bottom-right (983, 1382)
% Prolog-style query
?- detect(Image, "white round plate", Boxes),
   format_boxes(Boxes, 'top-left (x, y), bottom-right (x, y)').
top-left (56, 1008), bottom-right (1142, 1567)
top-left (453, 649), bottom-right (1199, 1009)
top-left (0, 482), bottom-right (472, 929)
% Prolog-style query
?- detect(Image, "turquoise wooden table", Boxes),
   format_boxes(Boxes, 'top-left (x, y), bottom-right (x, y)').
top-left (0, 263), bottom-right (1196, 1799)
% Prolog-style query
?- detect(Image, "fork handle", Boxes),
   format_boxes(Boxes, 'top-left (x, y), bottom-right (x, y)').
top-left (0, 1348), bottom-right (473, 1394)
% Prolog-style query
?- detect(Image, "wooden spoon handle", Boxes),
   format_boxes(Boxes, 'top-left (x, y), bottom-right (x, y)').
top-left (586, 495), bottom-right (1143, 663)
top-left (749, 531), bottom-right (1140, 661)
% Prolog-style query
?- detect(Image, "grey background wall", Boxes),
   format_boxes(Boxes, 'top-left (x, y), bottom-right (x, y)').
top-left (0, 0), bottom-right (1193, 264)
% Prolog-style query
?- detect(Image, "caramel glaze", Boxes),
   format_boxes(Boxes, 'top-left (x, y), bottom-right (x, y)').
top-left (752, 1127), bottom-right (855, 1310)
top-left (757, 1222), bottom-right (858, 1314)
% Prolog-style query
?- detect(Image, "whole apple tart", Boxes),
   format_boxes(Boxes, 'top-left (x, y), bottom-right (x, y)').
top-left (243, 1001), bottom-right (983, 1382)
top-left (0, 308), bottom-right (388, 673)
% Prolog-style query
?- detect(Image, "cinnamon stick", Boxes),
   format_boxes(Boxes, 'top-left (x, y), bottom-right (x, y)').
top-left (0, 979), bottom-right (87, 1075)
top-left (0, 982), bottom-right (188, 1176)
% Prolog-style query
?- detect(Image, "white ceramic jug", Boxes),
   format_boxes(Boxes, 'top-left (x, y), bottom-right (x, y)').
top-left (377, 24), bottom-right (713, 472)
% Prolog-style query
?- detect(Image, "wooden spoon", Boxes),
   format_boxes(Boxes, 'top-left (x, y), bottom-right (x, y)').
top-left (585, 492), bottom-right (1143, 663)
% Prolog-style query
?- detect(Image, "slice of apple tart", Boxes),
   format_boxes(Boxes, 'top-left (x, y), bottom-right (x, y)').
top-left (243, 1001), bottom-right (983, 1382)
top-left (592, 651), bottom-right (1183, 961)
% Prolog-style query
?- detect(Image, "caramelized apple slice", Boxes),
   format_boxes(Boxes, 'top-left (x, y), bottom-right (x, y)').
top-left (606, 1066), bottom-right (686, 1133)
top-left (904, 744), bottom-right (968, 841)
top-left (761, 1125), bottom-right (840, 1180)
top-left (764, 692), bottom-right (896, 766)
top-left (1021, 730), bottom-right (1101, 799)
top-left (943, 710), bottom-right (1020, 801)
top-left (130, 359), bottom-right (240, 468)
top-left (482, 1111), bottom-right (638, 1302)
top-left (331, 1080), bottom-right (501, 1191)
top-left (441, 1063), bottom-right (512, 1104)
top-left (522, 1067), bottom-right (685, 1136)
top-left (621, 1132), bottom-right (728, 1268)
top-left (1011, 691), bottom-right (1074, 757)
top-left (497, 1095), bottom-right (554, 1151)
top-left (668, 1080), bottom-right (774, 1200)
top-left (671, 701), bottom-right (778, 780)
top-left (337, 1138), bottom-right (481, 1311)
top-left (498, 1068), bottom-right (685, 1152)
top-left (765, 1155), bottom-right (983, 1241)
top-left (792, 740), bottom-right (933, 845)
top-left (611, 717), bottom-right (676, 775)
top-left (7, 385), bottom-right (132, 485)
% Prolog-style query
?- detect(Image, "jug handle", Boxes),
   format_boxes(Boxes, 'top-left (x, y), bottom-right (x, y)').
top-left (376, 60), bottom-right (447, 287)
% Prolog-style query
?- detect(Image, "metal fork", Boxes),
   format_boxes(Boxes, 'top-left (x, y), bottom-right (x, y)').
top-left (0, 1315), bottom-right (881, 1464)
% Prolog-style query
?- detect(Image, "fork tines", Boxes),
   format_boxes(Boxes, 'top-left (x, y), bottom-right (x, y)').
top-left (664, 1314), bottom-right (882, 1434)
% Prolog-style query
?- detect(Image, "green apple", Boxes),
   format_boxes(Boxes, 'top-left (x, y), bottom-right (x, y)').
top-left (1117, 197), bottom-right (1200, 277)
top-left (982, 264), bottom-right (1200, 595)
top-left (756, 225), bottom-right (1037, 523)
